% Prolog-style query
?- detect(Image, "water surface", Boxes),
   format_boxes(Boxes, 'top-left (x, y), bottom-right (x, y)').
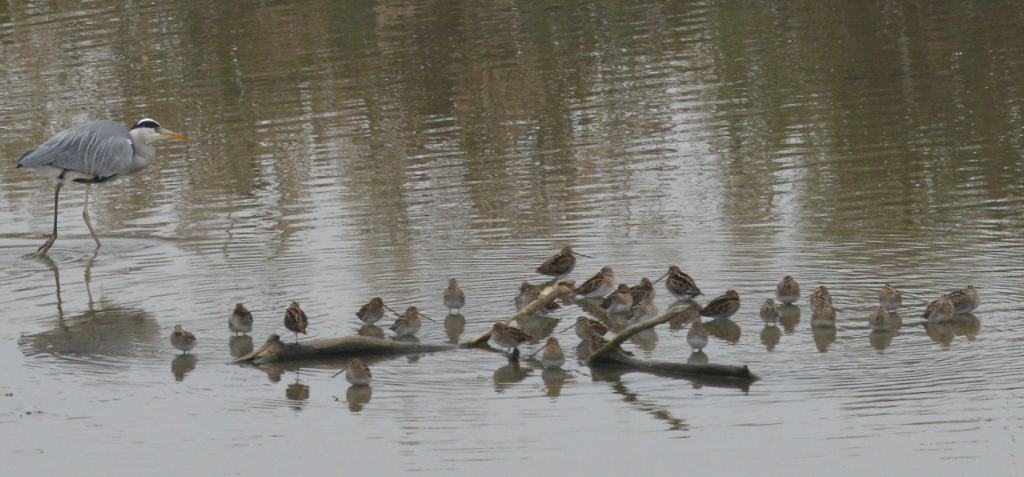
top-left (2, 0), bottom-right (1023, 474)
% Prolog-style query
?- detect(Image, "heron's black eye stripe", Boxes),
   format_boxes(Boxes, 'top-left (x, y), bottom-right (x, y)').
top-left (131, 120), bottom-right (161, 130)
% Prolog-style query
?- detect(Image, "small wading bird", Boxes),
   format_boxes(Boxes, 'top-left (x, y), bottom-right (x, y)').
top-left (284, 302), bottom-right (308, 342)
top-left (760, 298), bottom-right (781, 326)
top-left (879, 284), bottom-right (902, 311)
top-left (490, 322), bottom-right (532, 358)
top-left (699, 290), bottom-right (741, 320)
top-left (627, 295), bottom-right (658, 323)
top-left (16, 119), bottom-right (186, 255)
top-left (948, 285), bottom-right (980, 314)
top-left (629, 278), bottom-right (656, 307)
top-left (229, 303), bottom-right (253, 335)
top-left (443, 279), bottom-right (466, 314)
top-left (574, 266), bottom-right (616, 298)
top-left (513, 282), bottom-right (561, 314)
top-left (589, 335), bottom-right (633, 356)
top-left (391, 306), bottom-right (433, 337)
top-left (687, 316), bottom-right (708, 352)
top-left (655, 266), bottom-right (702, 301)
top-left (356, 297), bottom-right (390, 326)
top-left (809, 285), bottom-right (833, 308)
top-left (559, 316), bottom-right (609, 341)
top-left (600, 284), bottom-right (633, 314)
top-left (869, 306), bottom-right (894, 331)
top-left (529, 337), bottom-right (565, 369)
top-left (776, 276), bottom-right (800, 305)
top-left (170, 324), bottom-right (197, 354)
top-left (535, 247), bottom-right (591, 279)
top-left (922, 295), bottom-right (954, 323)
top-left (332, 358), bottom-right (372, 386)
top-left (810, 300), bottom-right (838, 327)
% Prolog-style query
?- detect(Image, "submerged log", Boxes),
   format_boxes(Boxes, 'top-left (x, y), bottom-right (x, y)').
top-left (237, 333), bottom-right (464, 364)
top-left (586, 305), bottom-right (758, 381)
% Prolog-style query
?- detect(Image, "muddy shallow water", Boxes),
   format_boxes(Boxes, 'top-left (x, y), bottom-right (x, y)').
top-left (2, 0), bottom-right (1023, 474)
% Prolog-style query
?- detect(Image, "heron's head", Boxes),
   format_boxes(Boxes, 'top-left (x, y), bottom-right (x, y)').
top-left (131, 118), bottom-right (187, 142)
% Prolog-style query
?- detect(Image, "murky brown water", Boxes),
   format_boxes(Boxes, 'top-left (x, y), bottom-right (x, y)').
top-left (2, 0), bottom-right (1023, 474)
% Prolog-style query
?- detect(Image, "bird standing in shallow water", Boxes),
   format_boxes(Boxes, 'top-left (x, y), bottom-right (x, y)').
top-left (810, 301), bottom-right (837, 327)
top-left (443, 279), bottom-right (466, 314)
top-left (922, 295), bottom-right (955, 323)
top-left (332, 358), bottom-right (372, 386)
top-left (775, 276), bottom-right (800, 305)
top-left (514, 282), bottom-right (561, 314)
top-left (601, 284), bottom-right (633, 314)
top-left (490, 322), bottom-right (533, 358)
top-left (760, 298), bottom-right (781, 326)
top-left (809, 285), bottom-right (833, 308)
top-left (284, 302), bottom-right (308, 342)
top-left (589, 335), bottom-right (634, 356)
top-left (574, 266), bottom-right (616, 298)
top-left (16, 119), bottom-right (187, 255)
top-left (627, 295), bottom-right (658, 323)
top-left (390, 306), bottom-right (426, 337)
top-left (539, 337), bottom-right (565, 369)
top-left (229, 303), bottom-right (253, 335)
top-left (562, 316), bottom-right (609, 341)
top-left (879, 284), bottom-right (902, 311)
top-left (170, 324), bottom-right (197, 354)
top-left (948, 285), bottom-right (980, 314)
top-left (630, 278), bottom-right (656, 307)
top-left (656, 266), bottom-right (702, 301)
top-left (869, 307), bottom-right (894, 331)
top-left (699, 290), bottom-right (741, 320)
top-left (535, 247), bottom-right (590, 279)
top-left (356, 297), bottom-right (390, 325)
top-left (687, 317), bottom-right (708, 352)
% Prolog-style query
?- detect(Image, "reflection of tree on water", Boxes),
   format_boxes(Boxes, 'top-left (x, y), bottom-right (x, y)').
top-left (20, 256), bottom-right (161, 359)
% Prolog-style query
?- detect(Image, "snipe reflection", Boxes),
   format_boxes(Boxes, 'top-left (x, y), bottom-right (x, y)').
top-left (346, 385), bottom-right (372, 412)
top-left (493, 361), bottom-right (532, 392)
top-left (171, 354), bottom-right (197, 381)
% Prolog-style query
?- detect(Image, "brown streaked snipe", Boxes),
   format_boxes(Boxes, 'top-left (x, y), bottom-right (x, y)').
top-left (775, 276), bottom-right (800, 305)
top-left (284, 302), bottom-right (308, 342)
top-left (170, 324), bottom-right (197, 354)
top-left (574, 266), bottom-right (616, 298)
top-left (699, 290), bottom-right (740, 320)
top-left (443, 278), bottom-right (466, 314)
top-left (229, 303), bottom-right (253, 335)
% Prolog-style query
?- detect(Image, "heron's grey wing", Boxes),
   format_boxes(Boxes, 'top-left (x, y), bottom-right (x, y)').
top-left (17, 120), bottom-right (134, 179)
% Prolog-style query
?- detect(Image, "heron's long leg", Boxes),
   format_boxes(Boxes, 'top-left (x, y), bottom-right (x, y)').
top-left (34, 182), bottom-right (64, 256)
top-left (82, 183), bottom-right (101, 248)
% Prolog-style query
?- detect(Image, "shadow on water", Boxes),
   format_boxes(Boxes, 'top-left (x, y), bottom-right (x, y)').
top-left (589, 368), bottom-right (690, 432)
top-left (590, 363), bottom-right (753, 394)
top-left (18, 255), bottom-right (161, 359)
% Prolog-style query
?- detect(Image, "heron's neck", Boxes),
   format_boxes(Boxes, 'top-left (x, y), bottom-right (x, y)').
top-left (127, 128), bottom-right (157, 175)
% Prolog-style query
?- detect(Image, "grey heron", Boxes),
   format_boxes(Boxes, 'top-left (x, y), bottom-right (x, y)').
top-left (16, 118), bottom-right (186, 255)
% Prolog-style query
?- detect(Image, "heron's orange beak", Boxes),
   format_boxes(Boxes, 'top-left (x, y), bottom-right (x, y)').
top-left (160, 128), bottom-right (188, 140)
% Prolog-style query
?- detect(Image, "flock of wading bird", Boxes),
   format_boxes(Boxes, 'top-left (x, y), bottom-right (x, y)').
top-left (168, 246), bottom-right (982, 387)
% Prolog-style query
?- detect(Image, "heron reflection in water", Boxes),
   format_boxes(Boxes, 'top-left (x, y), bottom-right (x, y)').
top-left (20, 255), bottom-right (161, 359)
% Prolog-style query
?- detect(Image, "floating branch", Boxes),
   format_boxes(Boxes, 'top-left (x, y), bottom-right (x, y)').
top-left (586, 305), bottom-right (758, 381)
top-left (237, 334), bottom-right (464, 364)
top-left (467, 279), bottom-right (576, 347)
